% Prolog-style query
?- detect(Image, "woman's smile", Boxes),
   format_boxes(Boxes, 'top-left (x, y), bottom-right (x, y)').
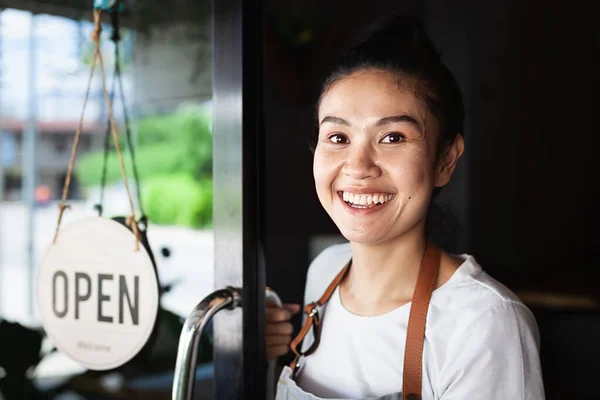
top-left (337, 190), bottom-right (396, 213)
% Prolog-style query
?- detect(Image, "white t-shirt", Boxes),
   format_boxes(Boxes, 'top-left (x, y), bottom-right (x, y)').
top-left (295, 243), bottom-right (545, 400)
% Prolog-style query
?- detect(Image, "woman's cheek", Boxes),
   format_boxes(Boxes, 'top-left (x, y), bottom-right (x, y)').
top-left (313, 150), bottom-right (341, 206)
top-left (388, 150), bottom-right (431, 189)
top-left (313, 155), bottom-right (329, 199)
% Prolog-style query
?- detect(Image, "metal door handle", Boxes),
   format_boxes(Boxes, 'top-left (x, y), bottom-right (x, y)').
top-left (172, 286), bottom-right (242, 400)
top-left (172, 287), bottom-right (283, 400)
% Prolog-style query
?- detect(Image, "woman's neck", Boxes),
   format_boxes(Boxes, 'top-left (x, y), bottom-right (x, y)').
top-left (341, 224), bottom-right (427, 316)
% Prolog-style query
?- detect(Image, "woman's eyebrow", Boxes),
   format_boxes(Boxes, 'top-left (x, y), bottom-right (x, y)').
top-left (320, 115), bottom-right (422, 131)
top-left (320, 116), bottom-right (350, 126)
top-left (376, 115), bottom-right (422, 131)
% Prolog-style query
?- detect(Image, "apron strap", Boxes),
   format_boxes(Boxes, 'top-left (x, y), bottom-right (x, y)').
top-left (288, 242), bottom-right (441, 400)
top-left (402, 243), bottom-right (441, 400)
top-left (289, 260), bottom-right (351, 363)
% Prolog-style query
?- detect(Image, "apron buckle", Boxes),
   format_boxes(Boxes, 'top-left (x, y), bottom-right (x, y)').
top-left (291, 354), bottom-right (302, 377)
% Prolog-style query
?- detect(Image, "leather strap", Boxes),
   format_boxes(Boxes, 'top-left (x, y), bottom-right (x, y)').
top-left (402, 243), bottom-right (440, 400)
top-left (289, 260), bottom-right (351, 362)
top-left (288, 242), bottom-right (441, 400)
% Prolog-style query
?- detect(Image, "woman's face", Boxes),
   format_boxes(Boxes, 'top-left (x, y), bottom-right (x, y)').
top-left (314, 69), bottom-right (457, 245)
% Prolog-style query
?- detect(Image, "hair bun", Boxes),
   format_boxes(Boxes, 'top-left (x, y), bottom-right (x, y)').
top-left (362, 15), bottom-right (441, 62)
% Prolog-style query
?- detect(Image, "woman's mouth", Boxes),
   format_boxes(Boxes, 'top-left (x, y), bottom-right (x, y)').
top-left (337, 191), bottom-right (396, 209)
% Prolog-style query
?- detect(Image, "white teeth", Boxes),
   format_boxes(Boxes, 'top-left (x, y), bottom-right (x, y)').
top-left (341, 191), bottom-right (394, 206)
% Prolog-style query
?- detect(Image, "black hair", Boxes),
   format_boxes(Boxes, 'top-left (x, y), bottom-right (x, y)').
top-left (316, 15), bottom-right (465, 169)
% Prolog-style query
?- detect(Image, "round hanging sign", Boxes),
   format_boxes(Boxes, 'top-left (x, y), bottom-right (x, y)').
top-left (37, 217), bottom-right (159, 371)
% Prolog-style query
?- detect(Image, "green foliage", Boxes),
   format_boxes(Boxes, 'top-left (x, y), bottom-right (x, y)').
top-left (134, 104), bottom-right (213, 178)
top-left (142, 175), bottom-right (212, 229)
top-left (76, 103), bottom-right (213, 228)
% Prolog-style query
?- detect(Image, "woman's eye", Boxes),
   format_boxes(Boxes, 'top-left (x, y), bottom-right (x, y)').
top-left (328, 134), bottom-right (349, 144)
top-left (381, 132), bottom-right (405, 144)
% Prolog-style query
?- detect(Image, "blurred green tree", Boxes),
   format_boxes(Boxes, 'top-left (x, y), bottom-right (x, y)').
top-left (76, 103), bottom-right (213, 228)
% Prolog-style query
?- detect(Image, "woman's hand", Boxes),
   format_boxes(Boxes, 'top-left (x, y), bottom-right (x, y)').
top-left (266, 303), bottom-right (301, 361)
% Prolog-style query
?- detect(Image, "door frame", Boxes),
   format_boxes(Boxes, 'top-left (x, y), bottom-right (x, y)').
top-left (212, 0), bottom-right (267, 398)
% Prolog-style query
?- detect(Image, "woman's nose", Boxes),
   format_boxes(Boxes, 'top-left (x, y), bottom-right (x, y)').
top-left (342, 146), bottom-right (381, 180)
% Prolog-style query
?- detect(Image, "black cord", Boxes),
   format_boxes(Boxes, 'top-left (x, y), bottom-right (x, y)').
top-left (116, 45), bottom-right (145, 219)
top-left (96, 8), bottom-right (146, 222)
top-left (96, 58), bottom-right (117, 217)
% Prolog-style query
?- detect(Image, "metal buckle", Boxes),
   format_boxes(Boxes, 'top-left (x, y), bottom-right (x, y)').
top-left (291, 354), bottom-right (302, 376)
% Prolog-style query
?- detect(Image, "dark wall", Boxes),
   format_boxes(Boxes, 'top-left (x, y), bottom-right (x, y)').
top-left (464, 0), bottom-right (598, 294)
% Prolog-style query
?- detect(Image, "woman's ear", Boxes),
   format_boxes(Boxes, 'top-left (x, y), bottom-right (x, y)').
top-left (434, 133), bottom-right (464, 187)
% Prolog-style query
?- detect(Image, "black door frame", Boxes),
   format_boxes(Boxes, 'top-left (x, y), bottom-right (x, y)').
top-left (212, 0), bottom-right (266, 398)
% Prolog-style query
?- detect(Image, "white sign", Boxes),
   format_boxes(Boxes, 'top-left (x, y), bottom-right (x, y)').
top-left (37, 217), bottom-right (159, 370)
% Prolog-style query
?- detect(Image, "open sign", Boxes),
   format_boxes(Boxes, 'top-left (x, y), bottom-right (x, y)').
top-left (51, 271), bottom-right (140, 325)
top-left (37, 217), bottom-right (159, 370)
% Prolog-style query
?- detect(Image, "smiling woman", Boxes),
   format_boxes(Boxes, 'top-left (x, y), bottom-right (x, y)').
top-left (314, 70), bottom-right (456, 246)
top-left (268, 14), bottom-right (545, 400)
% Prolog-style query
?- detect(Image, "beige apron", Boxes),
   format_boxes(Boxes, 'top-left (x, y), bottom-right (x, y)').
top-left (276, 243), bottom-right (441, 400)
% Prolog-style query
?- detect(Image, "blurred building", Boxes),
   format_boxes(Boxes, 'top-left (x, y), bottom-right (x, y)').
top-left (0, 9), bottom-right (134, 200)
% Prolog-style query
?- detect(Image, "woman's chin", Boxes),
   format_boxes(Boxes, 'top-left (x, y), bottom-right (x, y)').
top-left (338, 227), bottom-right (390, 246)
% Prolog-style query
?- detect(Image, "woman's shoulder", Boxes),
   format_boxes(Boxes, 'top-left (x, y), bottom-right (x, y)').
top-left (435, 254), bottom-right (527, 311)
top-left (432, 257), bottom-right (544, 398)
top-left (304, 243), bottom-right (352, 304)
top-left (431, 254), bottom-right (539, 341)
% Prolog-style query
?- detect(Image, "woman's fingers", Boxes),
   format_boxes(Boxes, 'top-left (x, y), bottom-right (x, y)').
top-left (266, 345), bottom-right (290, 361)
top-left (265, 301), bottom-right (300, 361)
top-left (282, 303), bottom-right (301, 314)
top-left (266, 334), bottom-right (293, 346)
top-left (266, 321), bottom-right (293, 335)
top-left (266, 308), bottom-right (291, 323)
top-left (266, 303), bottom-right (300, 322)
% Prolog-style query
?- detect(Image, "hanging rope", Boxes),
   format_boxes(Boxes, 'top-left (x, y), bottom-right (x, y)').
top-left (53, 9), bottom-right (140, 250)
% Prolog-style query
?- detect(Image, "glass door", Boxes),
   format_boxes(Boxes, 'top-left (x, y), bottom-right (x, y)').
top-left (173, 0), bottom-right (268, 399)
